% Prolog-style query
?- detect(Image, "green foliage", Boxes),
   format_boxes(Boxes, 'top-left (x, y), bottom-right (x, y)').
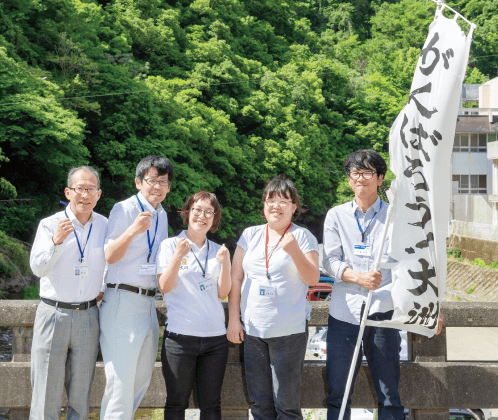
top-left (0, 0), bottom-right (494, 246)
top-left (464, 67), bottom-right (486, 84)
top-left (22, 284), bottom-right (40, 300)
top-left (447, 248), bottom-right (462, 258)
top-left (466, 285), bottom-right (476, 294)
top-left (0, 229), bottom-right (31, 277)
top-left (473, 257), bottom-right (487, 267)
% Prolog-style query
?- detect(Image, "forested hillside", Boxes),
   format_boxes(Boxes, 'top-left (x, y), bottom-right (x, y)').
top-left (0, 0), bottom-right (496, 251)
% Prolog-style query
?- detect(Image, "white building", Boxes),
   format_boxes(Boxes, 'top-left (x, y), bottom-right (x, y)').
top-left (450, 76), bottom-right (498, 241)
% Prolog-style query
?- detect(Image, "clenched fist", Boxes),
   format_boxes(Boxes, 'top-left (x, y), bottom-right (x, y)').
top-left (280, 231), bottom-right (299, 255)
top-left (216, 244), bottom-right (230, 266)
top-left (358, 269), bottom-right (383, 290)
top-left (174, 238), bottom-right (191, 259)
top-left (131, 212), bottom-right (152, 235)
top-left (52, 218), bottom-right (74, 246)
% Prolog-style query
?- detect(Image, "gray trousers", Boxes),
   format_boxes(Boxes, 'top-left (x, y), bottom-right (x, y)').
top-left (99, 287), bottom-right (159, 419)
top-left (30, 300), bottom-right (100, 420)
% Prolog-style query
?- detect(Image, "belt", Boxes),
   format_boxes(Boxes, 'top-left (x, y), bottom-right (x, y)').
top-left (41, 297), bottom-right (97, 310)
top-left (107, 283), bottom-right (156, 297)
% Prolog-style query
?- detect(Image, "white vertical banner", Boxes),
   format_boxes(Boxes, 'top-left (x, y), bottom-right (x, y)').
top-left (366, 8), bottom-right (475, 337)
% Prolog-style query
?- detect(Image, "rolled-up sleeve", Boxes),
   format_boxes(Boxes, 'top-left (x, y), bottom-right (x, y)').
top-left (322, 209), bottom-right (349, 283)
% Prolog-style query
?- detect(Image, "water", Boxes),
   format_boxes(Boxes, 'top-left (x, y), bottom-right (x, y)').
top-left (0, 326), bottom-right (12, 362)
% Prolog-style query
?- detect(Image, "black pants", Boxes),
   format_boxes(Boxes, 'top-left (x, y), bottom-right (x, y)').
top-left (160, 329), bottom-right (229, 420)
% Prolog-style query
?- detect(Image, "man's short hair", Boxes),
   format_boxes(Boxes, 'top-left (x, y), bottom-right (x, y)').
top-left (135, 155), bottom-right (174, 182)
top-left (344, 149), bottom-right (387, 177)
top-left (67, 166), bottom-right (101, 188)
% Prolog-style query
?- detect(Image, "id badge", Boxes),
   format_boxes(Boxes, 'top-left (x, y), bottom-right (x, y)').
top-left (139, 264), bottom-right (157, 276)
top-left (73, 264), bottom-right (88, 278)
top-left (353, 244), bottom-right (372, 256)
top-left (198, 277), bottom-right (216, 292)
top-left (258, 285), bottom-right (276, 297)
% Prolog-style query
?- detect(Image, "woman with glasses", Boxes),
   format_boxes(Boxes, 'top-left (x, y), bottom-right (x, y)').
top-left (227, 176), bottom-right (320, 420)
top-left (99, 155), bottom-right (173, 418)
top-left (156, 191), bottom-right (231, 420)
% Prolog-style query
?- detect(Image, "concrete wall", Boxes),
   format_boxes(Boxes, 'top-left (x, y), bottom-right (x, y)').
top-left (452, 152), bottom-right (489, 175)
top-left (452, 195), bottom-right (494, 223)
top-left (449, 233), bottom-right (498, 264)
top-left (450, 220), bottom-right (498, 241)
top-left (4, 300), bottom-right (498, 420)
top-left (479, 84), bottom-right (491, 108)
top-left (488, 141), bottom-right (498, 160)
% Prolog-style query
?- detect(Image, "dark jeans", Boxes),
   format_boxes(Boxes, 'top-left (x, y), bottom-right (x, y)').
top-left (160, 330), bottom-right (229, 420)
top-left (244, 329), bottom-right (308, 420)
top-left (326, 313), bottom-right (404, 420)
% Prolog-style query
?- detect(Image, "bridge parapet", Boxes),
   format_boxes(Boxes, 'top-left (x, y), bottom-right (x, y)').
top-left (2, 301), bottom-right (498, 419)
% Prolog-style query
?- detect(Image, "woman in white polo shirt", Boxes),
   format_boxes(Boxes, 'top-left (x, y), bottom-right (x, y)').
top-left (156, 191), bottom-right (231, 420)
top-left (227, 176), bottom-right (320, 420)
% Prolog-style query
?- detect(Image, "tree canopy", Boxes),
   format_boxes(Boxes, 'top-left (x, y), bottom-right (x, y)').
top-left (0, 0), bottom-right (493, 246)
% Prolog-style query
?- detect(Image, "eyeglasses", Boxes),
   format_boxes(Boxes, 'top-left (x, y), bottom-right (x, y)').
top-left (191, 207), bottom-right (215, 218)
top-left (68, 187), bottom-right (99, 195)
top-left (265, 200), bottom-right (293, 207)
top-left (349, 171), bottom-right (377, 180)
top-left (143, 178), bottom-right (172, 187)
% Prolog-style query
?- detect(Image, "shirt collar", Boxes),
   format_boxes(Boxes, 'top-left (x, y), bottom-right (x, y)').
top-left (351, 196), bottom-right (382, 216)
top-left (136, 191), bottom-right (163, 215)
top-left (65, 204), bottom-right (93, 227)
top-left (178, 230), bottom-right (208, 252)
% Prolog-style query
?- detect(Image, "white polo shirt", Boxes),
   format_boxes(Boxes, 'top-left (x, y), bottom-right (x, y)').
top-left (238, 223), bottom-right (319, 338)
top-left (157, 231), bottom-right (225, 337)
top-left (104, 192), bottom-right (169, 289)
top-left (30, 206), bottom-right (107, 303)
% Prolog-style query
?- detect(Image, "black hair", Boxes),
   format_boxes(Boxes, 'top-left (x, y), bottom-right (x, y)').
top-left (261, 175), bottom-right (306, 221)
top-left (135, 155), bottom-right (174, 182)
top-left (344, 149), bottom-right (387, 177)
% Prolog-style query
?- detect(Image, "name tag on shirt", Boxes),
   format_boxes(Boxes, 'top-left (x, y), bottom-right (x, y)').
top-left (73, 264), bottom-right (88, 278)
top-left (198, 277), bottom-right (216, 292)
top-left (353, 244), bottom-right (372, 256)
top-left (139, 264), bottom-right (157, 276)
top-left (259, 285), bottom-right (276, 297)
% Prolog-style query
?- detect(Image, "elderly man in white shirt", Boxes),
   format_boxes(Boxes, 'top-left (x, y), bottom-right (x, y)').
top-left (99, 155), bottom-right (173, 419)
top-left (29, 166), bottom-right (107, 420)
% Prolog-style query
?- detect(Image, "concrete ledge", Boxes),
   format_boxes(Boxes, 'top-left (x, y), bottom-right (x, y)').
top-left (449, 235), bottom-right (498, 265)
top-left (2, 361), bottom-right (498, 410)
top-left (3, 300), bottom-right (498, 327)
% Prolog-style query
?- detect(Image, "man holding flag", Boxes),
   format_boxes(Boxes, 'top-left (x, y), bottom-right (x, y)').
top-left (322, 1), bottom-right (475, 417)
top-left (323, 149), bottom-right (444, 420)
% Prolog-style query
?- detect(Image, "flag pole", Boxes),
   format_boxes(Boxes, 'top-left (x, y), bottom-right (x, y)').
top-left (338, 200), bottom-right (394, 420)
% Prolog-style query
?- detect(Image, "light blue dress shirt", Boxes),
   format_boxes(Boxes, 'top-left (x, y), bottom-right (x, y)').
top-left (323, 197), bottom-right (395, 325)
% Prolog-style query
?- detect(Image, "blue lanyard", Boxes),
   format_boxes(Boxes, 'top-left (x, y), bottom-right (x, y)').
top-left (136, 194), bottom-right (159, 263)
top-left (190, 239), bottom-right (210, 278)
top-left (353, 200), bottom-right (382, 243)
top-left (64, 209), bottom-right (93, 263)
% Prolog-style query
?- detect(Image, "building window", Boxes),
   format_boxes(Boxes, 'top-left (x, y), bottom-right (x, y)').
top-left (453, 133), bottom-right (487, 152)
top-left (452, 174), bottom-right (487, 194)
